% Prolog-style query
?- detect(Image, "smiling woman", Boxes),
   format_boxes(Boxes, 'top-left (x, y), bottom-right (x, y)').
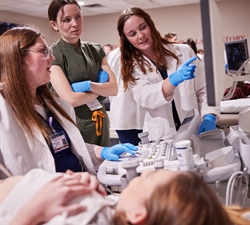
top-left (114, 7), bottom-right (220, 142)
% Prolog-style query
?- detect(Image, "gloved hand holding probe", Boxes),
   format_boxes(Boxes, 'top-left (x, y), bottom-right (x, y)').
top-left (101, 143), bottom-right (138, 161)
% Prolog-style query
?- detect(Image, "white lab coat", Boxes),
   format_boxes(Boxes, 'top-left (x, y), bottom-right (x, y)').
top-left (108, 48), bottom-right (145, 130)
top-left (131, 44), bottom-right (219, 142)
top-left (0, 94), bottom-right (101, 178)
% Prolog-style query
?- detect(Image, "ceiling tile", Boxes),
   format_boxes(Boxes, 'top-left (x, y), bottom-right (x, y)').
top-left (0, 0), bottom-right (203, 18)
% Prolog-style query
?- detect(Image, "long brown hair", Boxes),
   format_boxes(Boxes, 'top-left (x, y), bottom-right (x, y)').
top-left (113, 171), bottom-right (249, 225)
top-left (117, 7), bottom-right (178, 90)
top-left (0, 26), bottom-right (76, 142)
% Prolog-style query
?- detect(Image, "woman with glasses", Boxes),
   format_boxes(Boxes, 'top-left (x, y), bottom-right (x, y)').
top-left (0, 26), bottom-right (137, 177)
top-left (48, 0), bottom-right (118, 147)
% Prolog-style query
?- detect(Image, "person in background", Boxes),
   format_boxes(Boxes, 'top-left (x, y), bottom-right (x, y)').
top-left (2, 168), bottom-right (249, 225)
top-left (198, 48), bottom-right (205, 57)
top-left (0, 26), bottom-right (138, 178)
top-left (48, 0), bottom-right (118, 147)
top-left (165, 31), bottom-right (178, 43)
top-left (116, 7), bottom-right (219, 142)
top-left (103, 43), bottom-right (114, 56)
top-left (108, 47), bottom-right (145, 145)
top-left (183, 38), bottom-right (204, 60)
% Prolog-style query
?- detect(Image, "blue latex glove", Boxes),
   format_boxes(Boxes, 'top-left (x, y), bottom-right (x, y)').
top-left (225, 63), bottom-right (228, 74)
top-left (198, 114), bottom-right (217, 134)
top-left (101, 143), bottom-right (138, 161)
top-left (169, 56), bottom-right (197, 86)
top-left (96, 70), bottom-right (109, 83)
top-left (71, 80), bottom-right (91, 92)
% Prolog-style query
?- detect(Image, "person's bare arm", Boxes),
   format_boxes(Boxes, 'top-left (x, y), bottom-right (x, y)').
top-left (50, 65), bottom-right (99, 108)
top-left (50, 57), bottom-right (117, 108)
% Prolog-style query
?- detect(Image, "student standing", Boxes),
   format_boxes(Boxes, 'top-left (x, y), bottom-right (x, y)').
top-left (183, 38), bottom-right (204, 60)
top-left (48, 0), bottom-right (118, 146)
top-left (116, 7), bottom-right (219, 142)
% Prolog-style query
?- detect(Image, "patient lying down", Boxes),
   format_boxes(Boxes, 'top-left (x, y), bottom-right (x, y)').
top-left (1, 169), bottom-right (249, 225)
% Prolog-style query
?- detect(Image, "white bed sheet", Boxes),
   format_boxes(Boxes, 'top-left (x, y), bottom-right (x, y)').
top-left (220, 98), bottom-right (250, 113)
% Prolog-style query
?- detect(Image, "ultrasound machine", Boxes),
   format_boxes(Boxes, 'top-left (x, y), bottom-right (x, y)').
top-left (98, 107), bottom-right (249, 206)
top-left (98, 109), bottom-right (241, 186)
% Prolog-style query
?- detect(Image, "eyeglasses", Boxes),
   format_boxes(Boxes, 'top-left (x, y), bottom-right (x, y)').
top-left (25, 47), bottom-right (53, 59)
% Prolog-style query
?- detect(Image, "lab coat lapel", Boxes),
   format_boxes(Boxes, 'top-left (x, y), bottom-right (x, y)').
top-left (166, 55), bottom-right (178, 75)
top-left (141, 55), bottom-right (163, 82)
top-left (32, 128), bottom-right (49, 148)
top-left (165, 44), bottom-right (182, 75)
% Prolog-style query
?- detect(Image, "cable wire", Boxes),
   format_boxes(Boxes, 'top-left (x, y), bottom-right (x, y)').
top-left (226, 168), bottom-right (249, 206)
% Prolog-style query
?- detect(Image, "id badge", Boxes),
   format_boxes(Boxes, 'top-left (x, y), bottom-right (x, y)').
top-left (49, 131), bottom-right (69, 153)
top-left (87, 99), bottom-right (103, 111)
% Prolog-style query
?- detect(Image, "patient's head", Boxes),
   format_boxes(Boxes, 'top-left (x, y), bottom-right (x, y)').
top-left (113, 170), bottom-right (234, 225)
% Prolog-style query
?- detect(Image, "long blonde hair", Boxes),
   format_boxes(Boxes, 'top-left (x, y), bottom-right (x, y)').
top-left (112, 171), bottom-right (249, 225)
top-left (0, 26), bottom-right (76, 142)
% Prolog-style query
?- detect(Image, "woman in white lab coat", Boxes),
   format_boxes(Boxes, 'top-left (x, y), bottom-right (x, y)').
top-left (117, 7), bottom-right (219, 142)
top-left (108, 48), bottom-right (145, 145)
top-left (0, 26), bottom-right (137, 178)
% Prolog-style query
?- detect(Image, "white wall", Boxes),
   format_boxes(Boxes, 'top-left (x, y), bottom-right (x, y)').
top-left (82, 3), bottom-right (202, 48)
top-left (82, 0), bottom-right (250, 51)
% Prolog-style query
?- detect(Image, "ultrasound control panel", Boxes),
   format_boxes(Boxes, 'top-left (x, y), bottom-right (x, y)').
top-left (135, 140), bottom-right (174, 171)
top-left (97, 132), bottom-right (242, 187)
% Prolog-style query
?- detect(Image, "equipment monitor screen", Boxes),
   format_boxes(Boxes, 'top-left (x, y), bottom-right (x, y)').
top-left (225, 39), bottom-right (249, 74)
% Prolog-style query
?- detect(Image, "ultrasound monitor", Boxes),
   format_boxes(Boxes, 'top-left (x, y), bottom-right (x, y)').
top-left (225, 39), bottom-right (249, 74)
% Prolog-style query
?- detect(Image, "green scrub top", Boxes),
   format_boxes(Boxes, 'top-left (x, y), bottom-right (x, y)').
top-left (51, 38), bottom-right (110, 146)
